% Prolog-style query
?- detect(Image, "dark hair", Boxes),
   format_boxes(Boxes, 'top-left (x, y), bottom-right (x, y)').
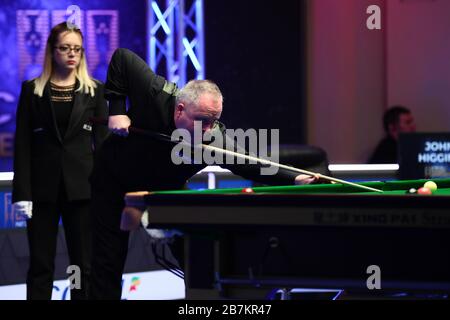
top-left (383, 105), bottom-right (411, 133)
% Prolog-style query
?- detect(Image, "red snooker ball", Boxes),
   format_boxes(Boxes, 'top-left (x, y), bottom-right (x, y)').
top-left (417, 187), bottom-right (432, 195)
top-left (241, 187), bottom-right (254, 193)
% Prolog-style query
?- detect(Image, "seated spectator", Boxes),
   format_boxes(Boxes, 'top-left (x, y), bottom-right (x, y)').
top-left (368, 106), bottom-right (416, 164)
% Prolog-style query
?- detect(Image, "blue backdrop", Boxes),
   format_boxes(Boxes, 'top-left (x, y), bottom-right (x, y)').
top-left (0, 0), bottom-right (147, 172)
top-left (0, 0), bottom-right (147, 228)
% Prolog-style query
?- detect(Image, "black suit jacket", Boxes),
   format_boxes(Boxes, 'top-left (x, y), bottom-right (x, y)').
top-left (12, 79), bottom-right (110, 203)
top-left (92, 48), bottom-right (298, 195)
top-left (368, 136), bottom-right (398, 164)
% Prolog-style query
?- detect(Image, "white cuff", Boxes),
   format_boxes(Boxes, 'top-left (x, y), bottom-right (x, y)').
top-left (12, 201), bottom-right (33, 219)
top-left (141, 209), bottom-right (149, 228)
top-left (141, 210), bottom-right (183, 239)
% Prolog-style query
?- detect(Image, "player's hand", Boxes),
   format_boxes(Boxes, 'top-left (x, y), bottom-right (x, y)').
top-left (294, 174), bottom-right (320, 185)
top-left (12, 201), bottom-right (33, 219)
top-left (108, 115), bottom-right (131, 137)
top-left (120, 206), bottom-right (144, 231)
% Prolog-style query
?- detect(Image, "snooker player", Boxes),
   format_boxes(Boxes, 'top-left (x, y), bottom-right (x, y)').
top-left (89, 48), bottom-right (316, 299)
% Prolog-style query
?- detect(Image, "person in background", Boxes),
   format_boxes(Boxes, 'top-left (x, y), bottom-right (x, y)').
top-left (368, 105), bottom-right (416, 164)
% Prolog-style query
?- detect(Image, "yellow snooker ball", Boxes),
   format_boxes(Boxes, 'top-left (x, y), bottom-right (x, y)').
top-left (423, 181), bottom-right (438, 192)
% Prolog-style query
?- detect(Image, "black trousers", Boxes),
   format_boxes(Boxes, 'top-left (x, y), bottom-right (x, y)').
top-left (89, 47), bottom-right (183, 300)
top-left (89, 184), bottom-right (185, 300)
top-left (89, 185), bottom-right (129, 300)
top-left (26, 185), bottom-right (91, 300)
top-left (88, 149), bottom-right (186, 300)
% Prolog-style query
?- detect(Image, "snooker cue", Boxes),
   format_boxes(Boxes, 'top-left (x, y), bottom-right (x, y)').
top-left (90, 117), bottom-right (384, 193)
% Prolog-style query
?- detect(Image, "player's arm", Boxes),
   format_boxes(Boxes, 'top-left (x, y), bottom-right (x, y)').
top-left (219, 128), bottom-right (317, 186)
top-left (104, 48), bottom-right (133, 135)
top-left (104, 48), bottom-right (163, 135)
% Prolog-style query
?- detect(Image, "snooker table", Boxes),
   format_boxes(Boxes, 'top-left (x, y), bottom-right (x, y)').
top-left (125, 178), bottom-right (450, 299)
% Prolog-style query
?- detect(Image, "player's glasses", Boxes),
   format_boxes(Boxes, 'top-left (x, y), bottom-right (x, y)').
top-left (54, 45), bottom-right (84, 55)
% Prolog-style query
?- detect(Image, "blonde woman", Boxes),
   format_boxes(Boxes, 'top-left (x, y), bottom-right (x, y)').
top-left (12, 22), bottom-right (109, 300)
